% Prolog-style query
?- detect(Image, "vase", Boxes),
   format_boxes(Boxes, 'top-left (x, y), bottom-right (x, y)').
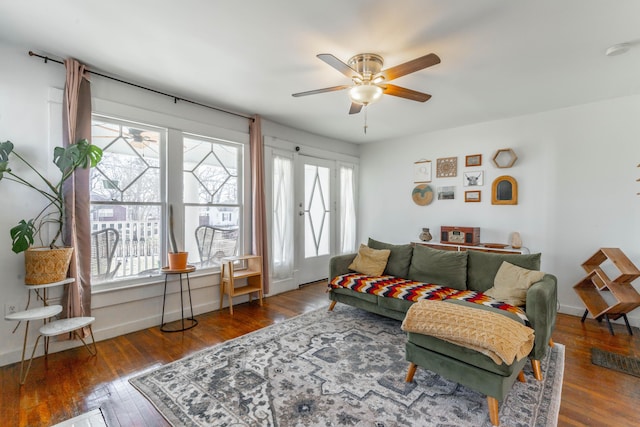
top-left (419, 228), bottom-right (433, 242)
top-left (168, 252), bottom-right (189, 270)
top-left (511, 232), bottom-right (522, 249)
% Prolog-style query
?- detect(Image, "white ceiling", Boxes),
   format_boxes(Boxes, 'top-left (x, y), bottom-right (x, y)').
top-left (1, 0), bottom-right (640, 144)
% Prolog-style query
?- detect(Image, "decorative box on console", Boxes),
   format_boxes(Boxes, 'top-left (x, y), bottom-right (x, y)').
top-left (440, 226), bottom-right (480, 246)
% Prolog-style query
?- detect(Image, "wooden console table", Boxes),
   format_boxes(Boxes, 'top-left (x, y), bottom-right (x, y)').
top-left (414, 241), bottom-right (529, 254)
top-left (220, 255), bottom-right (263, 315)
top-left (573, 248), bottom-right (640, 335)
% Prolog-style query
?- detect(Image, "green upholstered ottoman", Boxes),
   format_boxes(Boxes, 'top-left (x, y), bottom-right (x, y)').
top-left (403, 300), bottom-right (533, 427)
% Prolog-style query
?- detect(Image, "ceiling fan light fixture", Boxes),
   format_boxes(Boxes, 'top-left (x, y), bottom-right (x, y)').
top-left (349, 84), bottom-right (383, 105)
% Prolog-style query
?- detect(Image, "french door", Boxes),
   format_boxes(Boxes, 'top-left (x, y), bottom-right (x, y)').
top-left (296, 155), bottom-right (336, 284)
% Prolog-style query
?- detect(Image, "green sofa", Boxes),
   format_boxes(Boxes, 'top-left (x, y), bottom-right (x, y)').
top-left (328, 239), bottom-right (558, 383)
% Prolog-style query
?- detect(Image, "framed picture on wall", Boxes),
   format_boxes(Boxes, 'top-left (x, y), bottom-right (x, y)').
top-left (465, 190), bottom-right (481, 202)
top-left (436, 157), bottom-right (458, 178)
top-left (413, 160), bottom-right (432, 183)
top-left (463, 171), bottom-right (484, 187)
top-left (437, 186), bottom-right (456, 200)
top-left (465, 154), bottom-right (482, 167)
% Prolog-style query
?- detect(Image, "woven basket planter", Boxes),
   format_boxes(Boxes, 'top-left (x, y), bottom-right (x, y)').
top-left (24, 246), bottom-right (74, 285)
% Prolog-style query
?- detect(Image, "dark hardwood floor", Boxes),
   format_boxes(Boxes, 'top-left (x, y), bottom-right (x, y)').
top-left (1, 281), bottom-right (639, 426)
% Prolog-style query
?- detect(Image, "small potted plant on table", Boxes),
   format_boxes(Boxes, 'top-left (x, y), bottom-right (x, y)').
top-left (0, 139), bottom-right (102, 284)
top-left (167, 204), bottom-right (188, 270)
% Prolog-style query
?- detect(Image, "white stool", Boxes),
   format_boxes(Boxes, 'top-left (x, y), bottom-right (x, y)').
top-left (19, 316), bottom-right (97, 385)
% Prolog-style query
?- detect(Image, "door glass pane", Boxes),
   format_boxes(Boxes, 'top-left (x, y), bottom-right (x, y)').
top-left (304, 164), bottom-right (330, 258)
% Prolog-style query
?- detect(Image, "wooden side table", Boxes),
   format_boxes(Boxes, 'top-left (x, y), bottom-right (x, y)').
top-left (160, 265), bottom-right (198, 332)
top-left (574, 248), bottom-right (640, 335)
top-left (220, 255), bottom-right (263, 315)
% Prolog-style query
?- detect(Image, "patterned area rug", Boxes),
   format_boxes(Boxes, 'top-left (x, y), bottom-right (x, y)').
top-left (130, 305), bottom-right (564, 426)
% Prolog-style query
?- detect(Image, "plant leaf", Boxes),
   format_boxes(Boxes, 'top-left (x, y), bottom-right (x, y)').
top-left (0, 160), bottom-right (10, 180)
top-left (0, 140), bottom-right (14, 162)
top-left (53, 139), bottom-right (103, 175)
top-left (10, 219), bottom-right (35, 253)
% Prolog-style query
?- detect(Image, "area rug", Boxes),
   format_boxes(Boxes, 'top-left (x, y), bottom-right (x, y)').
top-left (592, 347), bottom-right (640, 378)
top-left (130, 305), bottom-right (564, 426)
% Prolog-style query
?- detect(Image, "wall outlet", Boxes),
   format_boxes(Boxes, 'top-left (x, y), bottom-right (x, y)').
top-left (5, 303), bottom-right (19, 317)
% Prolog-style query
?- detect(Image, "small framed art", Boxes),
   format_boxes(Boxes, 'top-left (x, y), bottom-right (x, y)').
top-left (436, 157), bottom-right (457, 178)
top-left (465, 190), bottom-right (481, 202)
top-left (413, 160), bottom-right (432, 183)
top-left (463, 171), bottom-right (484, 187)
top-left (437, 186), bottom-right (456, 200)
top-left (465, 154), bottom-right (482, 167)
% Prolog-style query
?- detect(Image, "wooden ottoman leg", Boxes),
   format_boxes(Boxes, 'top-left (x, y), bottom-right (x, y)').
top-left (549, 338), bottom-right (555, 347)
top-left (405, 362), bottom-right (417, 382)
top-left (487, 396), bottom-right (500, 426)
top-left (517, 371), bottom-right (526, 382)
top-left (328, 300), bottom-right (337, 311)
top-left (532, 359), bottom-right (543, 381)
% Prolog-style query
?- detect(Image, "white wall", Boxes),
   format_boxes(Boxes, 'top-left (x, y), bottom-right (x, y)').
top-left (359, 94), bottom-right (640, 326)
top-left (0, 40), bottom-right (357, 366)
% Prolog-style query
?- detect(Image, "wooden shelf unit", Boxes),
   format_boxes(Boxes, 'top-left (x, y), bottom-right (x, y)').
top-left (574, 248), bottom-right (640, 335)
top-left (220, 255), bottom-right (263, 315)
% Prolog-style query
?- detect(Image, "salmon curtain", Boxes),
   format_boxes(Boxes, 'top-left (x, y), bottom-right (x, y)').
top-left (250, 115), bottom-right (270, 293)
top-left (61, 58), bottom-right (92, 323)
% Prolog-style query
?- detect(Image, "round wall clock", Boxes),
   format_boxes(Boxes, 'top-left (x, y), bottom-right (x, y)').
top-left (412, 184), bottom-right (434, 206)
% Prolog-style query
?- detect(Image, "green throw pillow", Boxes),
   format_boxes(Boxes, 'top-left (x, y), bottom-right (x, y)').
top-left (466, 250), bottom-right (541, 293)
top-left (368, 238), bottom-right (414, 278)
top-left (407, 245), bottom-right (468, 290)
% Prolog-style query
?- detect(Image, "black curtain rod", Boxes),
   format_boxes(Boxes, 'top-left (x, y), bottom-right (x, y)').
top-left (28, 51), bottom-right (254, 122)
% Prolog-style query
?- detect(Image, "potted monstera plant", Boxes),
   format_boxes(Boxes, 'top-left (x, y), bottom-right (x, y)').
top-left (0, 139), bottom-right (103, 284)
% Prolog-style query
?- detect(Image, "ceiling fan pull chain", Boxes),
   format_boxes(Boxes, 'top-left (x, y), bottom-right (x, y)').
top-left (364, 105), bottom-right (368, 134)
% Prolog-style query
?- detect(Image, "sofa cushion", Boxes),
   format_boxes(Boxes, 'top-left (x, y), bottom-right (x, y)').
top-left (408, 245), bottom-right (468, 290)
top-left (348, 244), bottom-right (391, 276)
top-left (467, 251), bottom-right (541, 293)
top-left (368, 238), bottom-right (414, 278)
top-left (485, 261), bottom-right (546, 306)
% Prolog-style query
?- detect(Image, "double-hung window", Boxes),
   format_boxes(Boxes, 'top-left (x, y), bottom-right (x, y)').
top-left (89, 115), bottom-right (244, 285)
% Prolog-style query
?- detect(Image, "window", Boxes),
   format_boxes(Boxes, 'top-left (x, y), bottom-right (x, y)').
top-left (339, 164), bottom-right (357, 254)
top-left (90, 117), bottom-right (164, 282)
top-left (271, 153), bottom-right (293, 279)
top-left (183, 134), bottom-right (242, 268)
top-left (89, 116), bottom-right (244, 285)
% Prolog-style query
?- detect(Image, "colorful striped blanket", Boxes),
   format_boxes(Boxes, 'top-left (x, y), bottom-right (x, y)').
top-left (329, 273), bottom-right (528, 323)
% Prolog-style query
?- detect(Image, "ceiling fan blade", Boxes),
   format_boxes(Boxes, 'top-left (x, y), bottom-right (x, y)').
top-left (376, 53), bottom-right (440, 82)
top-left (317, 54), bottom-right (362, 80)
top-left (292, 85), bottom-right (351, 97)
top-left (349, 102), bottom-right (363, 115)
top-left (381, 84), bottom-right (432, 102)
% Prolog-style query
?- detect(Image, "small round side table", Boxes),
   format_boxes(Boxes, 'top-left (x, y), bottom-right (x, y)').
top-left (160, 264), bottom-right (198, 332)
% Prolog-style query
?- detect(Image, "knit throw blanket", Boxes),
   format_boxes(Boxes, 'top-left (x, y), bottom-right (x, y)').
top-left (402, 300), bottom-right (535, 365)
top-left (329, 273), bottom-right (528, 323)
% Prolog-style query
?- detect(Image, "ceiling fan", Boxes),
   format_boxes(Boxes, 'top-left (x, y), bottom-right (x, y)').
top-left (292, 52), bottom-right (441, 115)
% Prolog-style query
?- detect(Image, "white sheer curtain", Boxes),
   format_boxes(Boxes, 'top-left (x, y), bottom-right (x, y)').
top-left (272, 154), bottom-right (294, 279)
top-left (339, 164), bottom-right (357, 254)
